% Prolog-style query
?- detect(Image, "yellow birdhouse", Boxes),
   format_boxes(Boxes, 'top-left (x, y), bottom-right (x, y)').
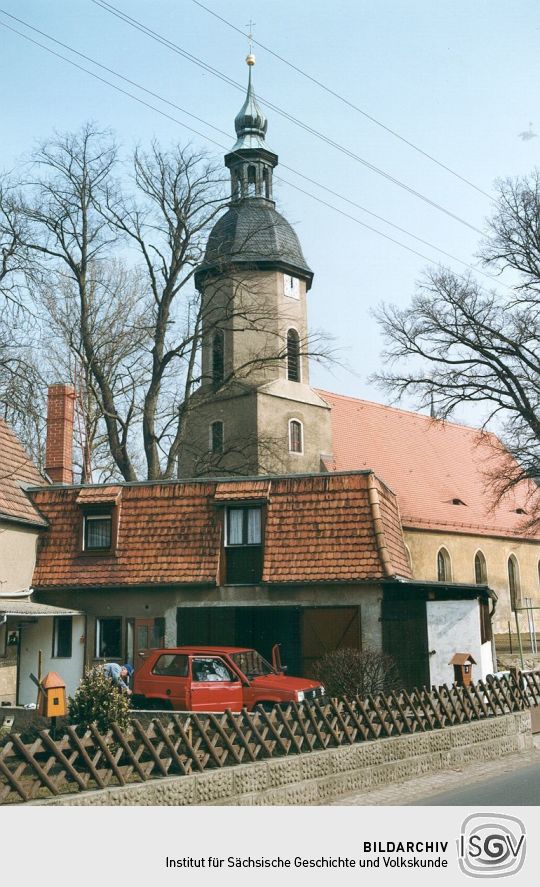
top-left (37, 671), bottom-right (67, 718)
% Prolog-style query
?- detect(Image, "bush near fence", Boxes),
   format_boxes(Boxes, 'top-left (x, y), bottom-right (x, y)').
top-left (1, 672), bottom-right (539, 805)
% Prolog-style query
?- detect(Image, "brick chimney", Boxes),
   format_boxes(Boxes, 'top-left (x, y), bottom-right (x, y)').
top-left (45, 384), bottom-right (76, 484)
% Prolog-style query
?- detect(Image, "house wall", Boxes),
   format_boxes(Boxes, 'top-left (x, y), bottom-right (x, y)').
top-left (405, 528), bottom-right (540, 636)
top-left (38, 583), bottom-right (383, 673)
top-left (0, 520), bottom-right (39, 593)
top-left (426, 599), bottom-right (494, 686)
top-left (18, 614), bottom-right (86, 705)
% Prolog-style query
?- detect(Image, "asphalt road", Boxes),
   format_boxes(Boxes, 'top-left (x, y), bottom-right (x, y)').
top-left (411, 760), bottom-right (540, 806)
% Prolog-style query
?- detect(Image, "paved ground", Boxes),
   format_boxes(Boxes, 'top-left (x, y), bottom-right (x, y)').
top-left (332, 736), bottom-right (540, 806)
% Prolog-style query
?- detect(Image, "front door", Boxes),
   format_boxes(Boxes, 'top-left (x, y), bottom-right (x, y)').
top-left (189, 656), bottom-right (243, 712)
top-left (133, 618), bottom-right (165, 669)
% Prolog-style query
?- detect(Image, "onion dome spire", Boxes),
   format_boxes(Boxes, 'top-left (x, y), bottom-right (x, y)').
top-left (231, 54), bottom-right (269, 151)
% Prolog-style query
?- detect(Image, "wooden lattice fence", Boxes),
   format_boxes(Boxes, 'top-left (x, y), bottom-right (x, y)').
top-left (1, 672), bottom-right (539, 805)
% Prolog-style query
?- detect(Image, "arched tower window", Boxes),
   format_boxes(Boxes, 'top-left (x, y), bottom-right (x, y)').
top-left (247, 165), bottom-right (257, 196)
top-left (474, 551), bottom-right (487, 584)
top-left (210, 421), bottom-right (224, 454)
top-left (263, 168), bottom-right (270, 199)
top-left (289, 419), bottom-right (303, 454)
top-left (212, 330), bottom-right (224, 387)
top-left (508, 555), bottom-right (520, 611)
top-left (437, 547), bottom-right (451, 582)
top-left (287, 329), bottom-right (300, 382)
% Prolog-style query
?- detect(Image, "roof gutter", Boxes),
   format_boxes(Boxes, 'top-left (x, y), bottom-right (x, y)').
top-left (0, 588), bottom-right (33, 599)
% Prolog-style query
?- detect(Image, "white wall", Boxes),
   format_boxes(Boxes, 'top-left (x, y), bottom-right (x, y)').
top-left (426, 599), bottom-right (494, 687)
top-left (18, 616), bottom-right (86, 706)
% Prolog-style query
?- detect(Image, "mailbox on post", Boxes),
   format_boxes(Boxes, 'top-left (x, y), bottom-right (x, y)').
top-left (37, 671), bottom-right (67, 718)
top-left (449, 653), bottom-right (476, 687)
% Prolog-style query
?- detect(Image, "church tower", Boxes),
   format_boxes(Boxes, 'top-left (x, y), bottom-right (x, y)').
top-left (179, 55), bottom-right (332, 477)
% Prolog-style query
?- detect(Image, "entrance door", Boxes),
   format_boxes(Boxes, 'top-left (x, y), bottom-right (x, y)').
top-left (302, 608), bottom-right (361, 676)
top-left (132, 618), bottom-right (165, 670)
top-left (381, 595), bottom-right (429, 690)
top-left (189, 656), bottom-right (243, 712)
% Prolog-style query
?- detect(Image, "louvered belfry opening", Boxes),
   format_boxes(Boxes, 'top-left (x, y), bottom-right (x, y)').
top-left (287, 329), bottom-right (300, 382)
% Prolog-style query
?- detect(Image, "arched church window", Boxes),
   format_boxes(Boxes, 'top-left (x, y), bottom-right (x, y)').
top-left (247, 165), bottom-right (257, 196)
top-left (474, 551), bottom-right (487, 584)
top-left (289, 419), bottom-right (303, 454)
top-left (212, 330), bottom-right (224, 387)
top-left (210, 421), bottom-right (224, 454)
top-left (437, 547), bottom-right (451, 582)
top-left (508, 555), bottom-right (520, 611)
top-left (287, 329), bottom-right (300, 382)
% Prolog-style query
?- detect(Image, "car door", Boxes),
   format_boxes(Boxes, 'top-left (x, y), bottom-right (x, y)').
top-left (142, 653), bottom-right (189, 710)
top-left (188, 656), bottom-right (243, 712)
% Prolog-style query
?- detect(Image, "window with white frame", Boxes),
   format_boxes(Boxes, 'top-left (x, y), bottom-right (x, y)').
top-left (84, 512), bottom-right (112, 551)
top-left (225, 506), bottom-right (263, 584)
top-left (289, 419), bottom-right (303, 454)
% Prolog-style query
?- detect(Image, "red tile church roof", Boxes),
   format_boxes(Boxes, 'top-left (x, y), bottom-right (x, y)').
top-left (319, 390), bottom-right (540, 540)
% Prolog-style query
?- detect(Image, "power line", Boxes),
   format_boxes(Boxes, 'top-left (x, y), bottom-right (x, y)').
top-left (191, 0), bottom-right (493, 201)
top-left (0, 13), bottom-right (502, 286)
top-left (90, 0), bottom-right (485, 237)
top-left (0, 8), bottom-right (487, 274)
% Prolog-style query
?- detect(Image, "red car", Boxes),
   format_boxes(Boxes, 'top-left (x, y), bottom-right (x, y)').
top-left (132, 645), bottom-right (324, 712)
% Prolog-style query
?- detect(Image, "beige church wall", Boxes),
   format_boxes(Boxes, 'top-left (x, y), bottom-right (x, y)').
top-left (257, 389), bottom-right (333, 474)
top-left (178, 389), bottom-right (259, 477)
top-left (0, 520), bottom-right (39, 594)
top-left (404, 528), bottom-right (540, 636)
top-left (201, 271), bottom-right (310, 389)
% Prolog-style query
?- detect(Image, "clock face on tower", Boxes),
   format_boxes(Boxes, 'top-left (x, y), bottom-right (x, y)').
top-left (283, 274), bottom-right (300, 299)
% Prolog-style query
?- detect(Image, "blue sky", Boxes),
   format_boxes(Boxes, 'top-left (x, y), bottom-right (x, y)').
top-left (0, 1), bottom-right (539, 414)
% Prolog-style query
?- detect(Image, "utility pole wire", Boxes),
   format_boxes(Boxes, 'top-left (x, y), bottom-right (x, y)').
top-left (0, 13), bottom-right (507, 288)
top-left (89, 0), bottom-right (485, 236)
top-left (191, 0), bottom-right (493, 201)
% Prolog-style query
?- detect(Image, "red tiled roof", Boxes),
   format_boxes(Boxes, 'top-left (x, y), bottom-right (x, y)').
top-left (319, 390), bottom-right (540, 539)
top-left (31, 472), bottom-right (411, 589)
top-left (214, 480), bottom-right (270, 501)
top-left (0, 420), bottom-right (47, 526)
top-left (76, 486), bottom-right (122, 504)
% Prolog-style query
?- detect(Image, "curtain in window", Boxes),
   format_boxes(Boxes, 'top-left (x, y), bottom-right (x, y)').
top-left (228, 509), bottom-right (243, 545)
top-left (247, 508), bottom-right (262, 544)
top-left (86, 517), bottom-right (111, 549)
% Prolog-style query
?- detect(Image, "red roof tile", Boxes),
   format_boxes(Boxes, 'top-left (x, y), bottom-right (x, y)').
top-left (319, 390), bottom-right (540, 539)
top-left (0, 420), bottom-right (47, 526)
top-left (214, 480), bottom-right (270, 501)
top-left (31, 472), bottom-right (411, 589)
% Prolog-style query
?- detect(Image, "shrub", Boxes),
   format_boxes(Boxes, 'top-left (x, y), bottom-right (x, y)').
top-left (312, 648), bottom-right (401, 699)
top-left (68, 666), bottom-right (131, 733)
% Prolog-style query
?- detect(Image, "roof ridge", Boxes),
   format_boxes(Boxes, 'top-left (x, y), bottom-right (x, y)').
top-left (316, 388), bottom-right (498, 438)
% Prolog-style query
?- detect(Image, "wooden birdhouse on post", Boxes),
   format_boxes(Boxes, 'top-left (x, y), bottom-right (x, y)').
top-left (449, 653), bottom-right (476, 687)
top-left (37, 671), bottom-right (67, 723)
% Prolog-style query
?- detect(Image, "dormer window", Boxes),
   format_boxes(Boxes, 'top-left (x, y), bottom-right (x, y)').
top-left (84, 512), bottom-right (112, 551)
top-left (225, 506), bottom-right (263, 584)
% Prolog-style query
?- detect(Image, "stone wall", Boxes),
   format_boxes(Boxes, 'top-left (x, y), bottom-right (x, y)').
top-left (30, 711), bottom-right (532, 807)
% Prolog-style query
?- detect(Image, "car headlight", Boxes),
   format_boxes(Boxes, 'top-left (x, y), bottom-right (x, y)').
top-left (296, 690), bottom-right (305, 702)
top-left (319, 686), bottom-right (325, 695)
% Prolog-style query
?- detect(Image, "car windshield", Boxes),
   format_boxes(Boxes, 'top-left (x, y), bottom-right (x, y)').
top-left (230, 650), bottom-right (275, 678)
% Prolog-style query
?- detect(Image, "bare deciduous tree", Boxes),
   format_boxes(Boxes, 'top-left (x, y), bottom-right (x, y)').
top-left (374, 169), bottom-right (540, 518)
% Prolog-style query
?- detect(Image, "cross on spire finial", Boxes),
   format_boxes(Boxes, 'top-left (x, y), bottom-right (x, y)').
top-left (246, 19), bottom-right (255, 53)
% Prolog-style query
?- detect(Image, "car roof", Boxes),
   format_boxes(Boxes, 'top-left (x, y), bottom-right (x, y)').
top-left (150, 646), bottom-right (255, 655)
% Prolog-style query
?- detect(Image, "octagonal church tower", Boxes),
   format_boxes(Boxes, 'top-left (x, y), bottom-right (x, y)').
top-left (178, 56), bottom-right (332, 477)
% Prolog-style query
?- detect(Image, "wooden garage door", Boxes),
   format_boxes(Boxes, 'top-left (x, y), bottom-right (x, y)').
top-left (301, 607), bottom-right (361, 676)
